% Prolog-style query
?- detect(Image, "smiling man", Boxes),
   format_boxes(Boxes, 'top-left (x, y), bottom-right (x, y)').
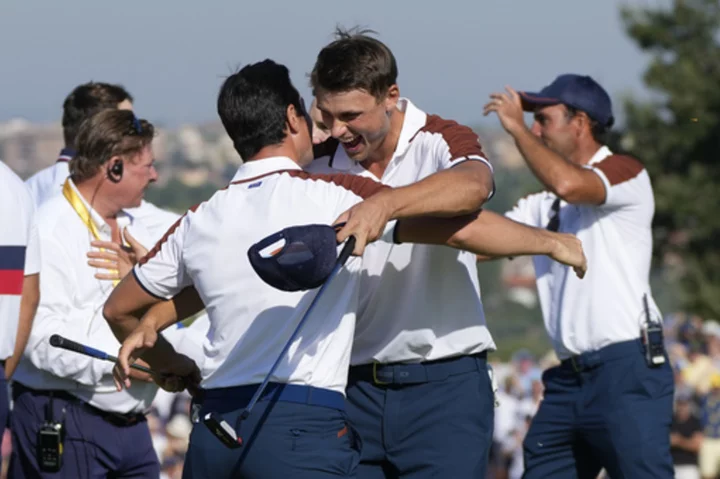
top-left (308, 28), bottom-right (498, 478)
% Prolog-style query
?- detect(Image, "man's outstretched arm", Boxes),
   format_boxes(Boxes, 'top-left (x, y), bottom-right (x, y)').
top-left (395, 209), bottom-right (587, 278)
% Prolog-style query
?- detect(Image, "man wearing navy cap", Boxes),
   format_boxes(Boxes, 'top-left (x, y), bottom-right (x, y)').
top-left (483, 75), bottom-right (674, 478)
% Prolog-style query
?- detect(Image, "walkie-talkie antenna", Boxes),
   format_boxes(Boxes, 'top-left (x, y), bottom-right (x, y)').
top-left (643, 293), bottom-right (652, 324)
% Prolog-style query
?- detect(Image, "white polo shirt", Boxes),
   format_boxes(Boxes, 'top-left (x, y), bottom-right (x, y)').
top-left (0, 160), bottom-right (40, 361)
top-left (25, 150), bottom-right (180, 240)
top-left (308, 98), bottom-right (496, 365)
top-left (16, 179), bottom-right (189, 414)
top-left (134, 156), bottom-right (393, 394)
top-left (505, 146), bottom-right (658, 359)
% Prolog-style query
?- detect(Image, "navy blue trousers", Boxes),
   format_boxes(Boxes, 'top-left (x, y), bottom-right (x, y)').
top-left (346, 354), bottom-right (495, 478)
top-left (184, 383), bottom-right (361, 479)
top-left (523, 339), bottom-right (674, 479)
top-left (8, 383), bottom-right (159, 479)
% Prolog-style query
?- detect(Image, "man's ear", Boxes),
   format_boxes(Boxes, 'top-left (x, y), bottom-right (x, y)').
top-left (286, 104), bottom-right (302, 134)
top-left (384, 84), bottom-right (400, 114)
top-left (574, 111), bottom-right (592, 139)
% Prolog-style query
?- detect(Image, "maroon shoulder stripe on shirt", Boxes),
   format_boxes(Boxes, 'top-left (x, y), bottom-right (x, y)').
top-left (139, 171), bottom-right (291, 266)
top-left (139, 169), bottom-right (387, 266)
top-left (412, 114), bottom-right (486, 162)
top-left (138, 203), bottom-right (202, 266)
top-left (229, 170), bottom-right (299, 187)
top-left (595, 154), bottom-right (644, 186)
top-left (285, 170), bottom-right (389, 199)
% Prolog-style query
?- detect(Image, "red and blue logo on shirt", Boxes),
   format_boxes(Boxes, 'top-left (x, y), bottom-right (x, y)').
top-left (0, 246), bottom-right (26, 295)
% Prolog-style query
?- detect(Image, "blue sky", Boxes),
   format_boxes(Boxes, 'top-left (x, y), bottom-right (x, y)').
top-left (0, 0), bottom-right (661, 127)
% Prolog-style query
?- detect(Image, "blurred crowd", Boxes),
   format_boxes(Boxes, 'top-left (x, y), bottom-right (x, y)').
top-left (4, 312), bottom-right (720, 479)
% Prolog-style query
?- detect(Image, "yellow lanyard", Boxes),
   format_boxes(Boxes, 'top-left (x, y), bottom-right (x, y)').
top-left (62, 179), bottom-right (120, 286)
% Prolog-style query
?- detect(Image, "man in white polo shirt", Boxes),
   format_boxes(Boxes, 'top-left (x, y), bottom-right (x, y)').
top-left (25, 81), bottom-right (179, 240)
top-left (483, 74), bottom-right (673, 478)
top-left (0, 159), bottom-right (40, 442)
top-left (308, 28), bottom-right (499, 477)
top-left (9, 110), bottom-right (195, 478)
top-left (101, 59), bottom-right (588, 479)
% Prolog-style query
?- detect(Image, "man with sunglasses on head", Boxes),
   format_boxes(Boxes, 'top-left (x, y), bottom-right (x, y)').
top-left (483, 74), bottom-right (673, 479)
top-left (9, 110), bottom-right (197, 478)
top-left (26, 81), bottom-right (180, 240)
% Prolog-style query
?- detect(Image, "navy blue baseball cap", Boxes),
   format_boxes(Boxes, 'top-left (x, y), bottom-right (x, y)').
top-left (520, 74), bottom-right (614, 128)
top-left (248, 224), bottom-right (342, 292)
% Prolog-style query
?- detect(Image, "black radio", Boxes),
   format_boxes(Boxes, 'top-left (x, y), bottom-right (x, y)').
top-left (36, 394), bottom-right (65, 473)
top-left (641, 294), bottom-right (666, 368)
top-left (37, 422), bottom-right (63, 472)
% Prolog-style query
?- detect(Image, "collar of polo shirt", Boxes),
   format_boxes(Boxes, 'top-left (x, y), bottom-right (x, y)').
top-left (66, 178), bottom-right (117, 236)
top-left (586, 145), bottom-right (612, 167)
top-left (231, 156), bottom-right (302, 183)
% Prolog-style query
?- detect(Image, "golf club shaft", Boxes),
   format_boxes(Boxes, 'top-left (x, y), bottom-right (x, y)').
top-left (49, 334), bottom-right (155, 375)
top-left (242, 236), bottom-right (356, 417)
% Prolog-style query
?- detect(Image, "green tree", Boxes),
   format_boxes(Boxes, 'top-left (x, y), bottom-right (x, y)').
top-left (621, 0), bottom-right (720, 317)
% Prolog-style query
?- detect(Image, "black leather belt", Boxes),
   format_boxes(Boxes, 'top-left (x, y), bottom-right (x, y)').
top-left (350, 351), bottom-right (488, 386)
top-left (13, 383), bottom-right (146, 427)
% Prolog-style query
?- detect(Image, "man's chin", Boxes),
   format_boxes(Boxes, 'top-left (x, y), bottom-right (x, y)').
top-left (122, 198), bottom-right (143, 210)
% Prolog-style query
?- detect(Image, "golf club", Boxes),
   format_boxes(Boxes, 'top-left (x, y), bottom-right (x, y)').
top-left (203, 235), bottom-right (356, 448)
top-left (49, 334), bottom-right (155, 375)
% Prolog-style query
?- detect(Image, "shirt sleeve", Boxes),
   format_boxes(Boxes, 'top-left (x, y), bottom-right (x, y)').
top-left (26, 231), bottom-right (113, 384)
top-left (133, 213), bottom-right (193, 300)
top-left (505, 193), bottom-right (544, 228)
top-left (422, 115), bottom-right (494, 198)
top-left (590, 155), bottom-right (649, 209)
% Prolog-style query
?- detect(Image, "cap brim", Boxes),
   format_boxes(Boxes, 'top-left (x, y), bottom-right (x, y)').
top-left (519, 91), bottom-right (561, 112)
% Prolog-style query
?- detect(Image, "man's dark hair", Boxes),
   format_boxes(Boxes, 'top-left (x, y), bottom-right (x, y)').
top-left (566, 106), bottom-right (608, 144)
top-left (70, 109), bottom-right (154, 183)
top-left (62, 82), bottom-right (134, 148)
top-left (217, 59), bottom-right (306, 160)
top-left (311, 26), bottom-right (398, 100)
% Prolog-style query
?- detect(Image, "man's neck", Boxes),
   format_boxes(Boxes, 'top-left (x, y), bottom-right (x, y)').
top-left (74, 178), bottom-right (121, 222)
top-left (361, 109), bottom-right (406, 176)
top-left (247, 143), bottom-right (299, 166)
top-left (570, 141), bottom-right (604, 166)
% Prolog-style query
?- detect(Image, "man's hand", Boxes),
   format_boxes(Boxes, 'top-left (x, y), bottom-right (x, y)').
top-left (153, 355), bottom-right (202, 396)
top-left (88, 228), bottom-right (148, 281)
top-left (113, 324), bottom-right (202, 395)
top-left (548, 233), bottom-right (587, 279)
top-left (113, 322), bottom-right (158, 391)
top-left (335, 193), bottom-right (394, 255)
top-left (125, 358), bottom-right (155, 384)
top-left (4, 354), bottom-right (19, 380)
top-left (483, 86), bottom-right (527, 136)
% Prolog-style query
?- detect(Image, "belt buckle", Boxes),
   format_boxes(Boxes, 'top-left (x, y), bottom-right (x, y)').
top-left (570, 356), bottom-right (582, 373)
top-left (372, 362), bottom-right (391, 386)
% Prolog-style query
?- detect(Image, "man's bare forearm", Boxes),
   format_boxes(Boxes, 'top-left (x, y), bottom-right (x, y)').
top-left (5, 274), bottom-right (40, 379)
top-left (108, 286), bottom-right (204, 343)
top-left (114, 287), bottom-right (205, 370)
top-left (511, 126), bottom-right (592, 199)
top-left (382, 161), bottom-right (493, 219)
top-left (396, 209), bottom-right (558, 257)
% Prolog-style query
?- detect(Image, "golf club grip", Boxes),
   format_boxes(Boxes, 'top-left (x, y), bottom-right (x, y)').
top-left (50, 334), bottom-right (108, 360)
top-left (337, 236), bottom-right (356, 266)
top-left (50, 334), bottom-right (156, 375)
